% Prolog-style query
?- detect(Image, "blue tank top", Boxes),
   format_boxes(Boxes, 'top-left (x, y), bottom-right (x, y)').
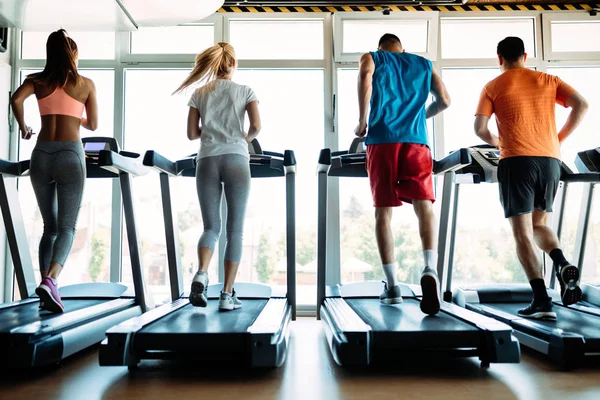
top-left (366, 51), bottom-right (432, 146)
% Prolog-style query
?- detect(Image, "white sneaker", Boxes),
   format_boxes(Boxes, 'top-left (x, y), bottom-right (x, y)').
top-left (189, 271), bottom-right (208, 307)
top-left (219, 290), bottom-right (242, 311)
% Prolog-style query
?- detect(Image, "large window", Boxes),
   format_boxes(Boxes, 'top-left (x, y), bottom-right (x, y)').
top-left (21, 31), bottom-right (115, 60)
top-left (17, 70), bottom-right (115, 289)
top-left (549, 67), bottom-right (600, 283)
top-left (441, 18), bottom-right (536, 59)
top-left (229, 19), bottom-right (324, 60)
top-left (130, 26), bottom-right (214, 54)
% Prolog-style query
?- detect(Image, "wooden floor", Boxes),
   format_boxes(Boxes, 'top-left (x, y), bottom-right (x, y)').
top-left (2, 318), bottom-right (600, 400)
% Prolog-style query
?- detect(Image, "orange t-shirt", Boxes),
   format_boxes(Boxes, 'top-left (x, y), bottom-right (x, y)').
top-left (475, 68), bottom-right (576, 160)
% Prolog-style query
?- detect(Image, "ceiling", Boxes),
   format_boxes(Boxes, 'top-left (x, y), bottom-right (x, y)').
top-left (0, 0), bottom-right (225, 31)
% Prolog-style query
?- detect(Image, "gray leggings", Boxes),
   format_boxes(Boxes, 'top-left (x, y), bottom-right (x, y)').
top-left (196, 154), bottom-right (250, 264)
top-left (30, 141), bottom-right (85, 270)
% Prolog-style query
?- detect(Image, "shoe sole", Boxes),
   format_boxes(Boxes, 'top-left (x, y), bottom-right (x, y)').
top-left (380, 297), bottom-right (403, 305)
top-left (420, 273), bottom-right (441, 316)
top-left (559, 265), bottom-right (583, 306)
top-left (219, 303), bottom-right (242, 311)
top-left (36, 285), bottom-right (64, 313)
top-left (189, 281), bottom-right (208, 307)
top-left (518, 311), bottom-right (557, 320)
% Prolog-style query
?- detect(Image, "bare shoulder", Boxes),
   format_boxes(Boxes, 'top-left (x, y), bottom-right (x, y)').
top-left (360, 52), bottom-right (373, 63)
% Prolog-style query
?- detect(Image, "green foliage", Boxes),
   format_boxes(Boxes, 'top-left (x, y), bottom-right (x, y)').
top-left (89, 234), bottom-right (106, 282)
top-left (255, 233), bottom-right (274, 283)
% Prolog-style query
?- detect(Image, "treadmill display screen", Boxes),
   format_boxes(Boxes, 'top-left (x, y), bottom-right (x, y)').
top-left (84, 142), bottom-right (107, 153)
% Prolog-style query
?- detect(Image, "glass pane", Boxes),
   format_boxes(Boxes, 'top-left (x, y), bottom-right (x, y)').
top-left (342, 20), bottom-right (428, 54)
top-left (551, 22), bottom-right (600, 53)
top-left (229, 20), bottom-right (323, 60)
top-left (17, 69), bottom-right (115, 289)
top-left (21, 31), bottom-right (115, 60)
top-left (234, 70), bottom-right (324, 305)
top-left (442, 68), bottom-right (500, 153)
top-left (131, 26), bottom-right (214, 54)
top-left (549, 67), bottom-right (600, 283)
top-left (122, 69), bottom-right (218, 305)
top-left (441, 19), bottom-right (535, 59)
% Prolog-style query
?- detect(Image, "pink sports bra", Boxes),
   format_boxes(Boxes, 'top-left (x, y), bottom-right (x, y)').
top-left (37, 87), bottom-right (85, 119)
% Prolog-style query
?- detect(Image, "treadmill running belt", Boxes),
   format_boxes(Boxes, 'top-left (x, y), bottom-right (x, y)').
top-left (134, 299), bottom-right (270, 354)
top-left (0, 299), bottom-right (107, 332)
top-left (346, 298), bottom-right (478, 333)
top-left (489, 303), bottom-right (600, 341)
top-left (140, 299), bottom-right (269, 335)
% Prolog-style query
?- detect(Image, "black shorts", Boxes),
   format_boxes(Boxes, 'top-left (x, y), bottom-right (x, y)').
top-left (497, 156), bottom-right (561, 218)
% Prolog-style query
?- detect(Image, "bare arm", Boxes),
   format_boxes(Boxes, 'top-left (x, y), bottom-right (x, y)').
top-left (10, 79), bottom-right (35, 139)
top-left (426, 69), bottom-right (451, 119)
top-left (186, 107), bottom-right (201, 141)
top-left (474, 115), bottom-right (499, 148)
top-left (81, 79), bottom-right (98, 131)
top-left (355, 53), bottom-right (374, 137)
top-left (558, 92), bottom-right (588, 143)
top-left (246, 101), bottom-right (261, 143)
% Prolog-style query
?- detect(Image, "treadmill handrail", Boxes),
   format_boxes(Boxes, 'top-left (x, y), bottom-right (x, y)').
top-left (142, 150), bottom-right (178, 177)
top-left (98, 150), bottom-right (149, 177)
top-left (0, 159), bottom-right (30, 177)
top-left (433, 149), bottom-right (472, 175)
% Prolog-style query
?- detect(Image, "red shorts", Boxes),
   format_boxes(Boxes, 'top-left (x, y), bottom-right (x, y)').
top-left (366, 143), bottom-right (435, 207)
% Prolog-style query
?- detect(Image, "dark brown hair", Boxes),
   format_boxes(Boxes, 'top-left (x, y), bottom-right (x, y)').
top-left (30, 29), bottom-right (81, 89)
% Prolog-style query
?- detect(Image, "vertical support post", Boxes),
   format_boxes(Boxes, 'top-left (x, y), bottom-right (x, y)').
top-left (119, 173), bottom-right (153, 312)
top-left (284, 150), bottom-right (297, 320)
top-left (573, 183), bottom-right (595, 275)
top-left (445, 184), bottom-right (460, 296)
top-left (0, 175), bottom-right (36, 299)
top-left (436, 171), bottom-right (456, 302)
top-left (159, 173), bottom-right (183, 301)
top-left (316, 150), bottom-right (331, 320)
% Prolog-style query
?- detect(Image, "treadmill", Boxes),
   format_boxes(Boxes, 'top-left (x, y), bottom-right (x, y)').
top-left (316, 138), bottom-right (520, 367)
top-left (448, 145), bottom-right (600, 369)
top-left (573, 147), bottom-right (600, 307)
top-left (0, 136), bottom-right (153, 368)
top-left (99, 141), bottom-right (296, 368)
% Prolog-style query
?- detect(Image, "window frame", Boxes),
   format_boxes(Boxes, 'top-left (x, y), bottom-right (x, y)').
top-left (542, 12), bottom-right (600, 61)
top-left (333, 11), bottom-right (439, 63)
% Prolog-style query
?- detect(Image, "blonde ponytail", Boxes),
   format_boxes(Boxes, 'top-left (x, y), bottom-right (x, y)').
top-left (173, 42), bottom-right (236, 95)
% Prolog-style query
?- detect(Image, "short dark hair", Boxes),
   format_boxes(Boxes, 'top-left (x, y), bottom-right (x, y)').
top-left (497, 37), bottom-right (525, 63)
top-left (378, 33), bottom-right (402, 48)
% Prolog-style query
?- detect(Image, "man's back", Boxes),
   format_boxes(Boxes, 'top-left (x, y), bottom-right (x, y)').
top-left (477, 68), bottom-right (575, 160)
top-left (367, 51), bottom-right (432, 146)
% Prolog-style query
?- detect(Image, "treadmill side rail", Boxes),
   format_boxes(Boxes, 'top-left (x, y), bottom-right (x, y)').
top-left (247, 298), bottom-right (293, 367)
top-left (320, 298), bottom-right (371, 366)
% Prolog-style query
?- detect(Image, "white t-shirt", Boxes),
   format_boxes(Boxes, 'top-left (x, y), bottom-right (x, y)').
top-left (188, 79), bottom-right (258, 159)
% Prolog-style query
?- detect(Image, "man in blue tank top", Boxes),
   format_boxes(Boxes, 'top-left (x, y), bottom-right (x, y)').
top-left (355, 34), bottom-right (451, 315)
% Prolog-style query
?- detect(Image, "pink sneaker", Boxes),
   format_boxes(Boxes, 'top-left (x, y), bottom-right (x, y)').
top-left (36, 277), bottom-right (64, 313)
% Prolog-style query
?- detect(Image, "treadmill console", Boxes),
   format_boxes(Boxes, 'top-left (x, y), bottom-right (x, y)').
top-left (452, 145), bottom-right (498, 183)
top-left (83, 137), bottom-right (119, 164)
top-left (575, 147), bottom-right (600, 173)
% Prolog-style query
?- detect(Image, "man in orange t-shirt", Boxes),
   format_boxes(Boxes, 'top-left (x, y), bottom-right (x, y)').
top-left (474, 36), bottom-right (589, 320)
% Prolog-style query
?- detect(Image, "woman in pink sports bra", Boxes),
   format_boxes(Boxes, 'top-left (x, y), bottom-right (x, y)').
top-left (10, 29), bottom-right (98, 313)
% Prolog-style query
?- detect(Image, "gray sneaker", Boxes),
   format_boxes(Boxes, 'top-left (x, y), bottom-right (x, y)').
top-left (189, 271), bottom-right (209, 307)
top-left (219, 290), bottom-right (242, 311)
top-left (380, 282), bottom-right (403, 304)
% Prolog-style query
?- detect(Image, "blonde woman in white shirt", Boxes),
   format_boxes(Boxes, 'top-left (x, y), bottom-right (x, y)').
top-left (174, 42), bottom-right (261, 311)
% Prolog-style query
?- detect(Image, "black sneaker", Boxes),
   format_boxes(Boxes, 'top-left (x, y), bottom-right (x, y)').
top-left (420, 267), bottom-right (441, 316)
top-left (517, 298), bottom-right (557, 320)
top-left (555, 264), bottom-right (583, 306)
top-left (380, 282), bottom-right (403, 304)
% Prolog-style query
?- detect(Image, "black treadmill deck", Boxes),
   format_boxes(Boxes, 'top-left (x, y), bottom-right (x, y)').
top-left (0, 299), bottom-right (107, 332)
top-left (135, 299), bottom-right (269, 350)
top-left (473, 302), bottom-right (600, 348)
top-left (347, 298), bottom-right (481, 349)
